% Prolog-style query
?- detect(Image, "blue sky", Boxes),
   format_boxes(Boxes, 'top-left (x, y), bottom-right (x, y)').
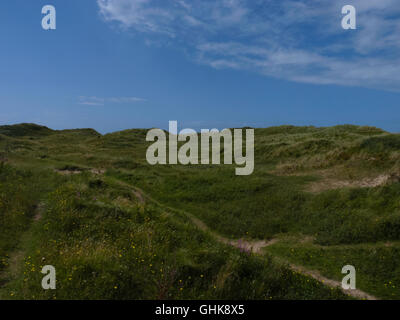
top-left (1, 0), bottom-right (400, 133)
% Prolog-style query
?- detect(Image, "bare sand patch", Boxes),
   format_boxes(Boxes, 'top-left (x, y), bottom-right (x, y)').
top-left (308, 173), bottom-right (400, 192)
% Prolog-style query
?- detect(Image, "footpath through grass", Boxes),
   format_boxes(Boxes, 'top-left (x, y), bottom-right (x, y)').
top-left (0, 164), bottom-right (348, 300)
top-left (266, 237), bottom-right (400, 299)
top-left (2, 123), bottom-right (400, 299)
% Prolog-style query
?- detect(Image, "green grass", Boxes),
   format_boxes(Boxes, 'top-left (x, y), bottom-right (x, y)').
top-left (1, 122), bottom-right (400, 299)
top-left (0, 164), bottom-right (62, 275)
top-left (266, 237), bottom-right (400, 299)
top-left (113, 166), bottom-right (400, 246)
top-left (0, 166), bottom-right (346, 300)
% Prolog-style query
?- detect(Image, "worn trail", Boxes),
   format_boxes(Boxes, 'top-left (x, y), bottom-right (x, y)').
top-left (0, 203), bottom-right (44, 296)
top-left (117, 179), bottom-right (378, 300)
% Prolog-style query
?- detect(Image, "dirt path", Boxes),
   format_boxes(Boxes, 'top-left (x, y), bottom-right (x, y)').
top-left (0, 202), bottom-right (44, 293)
top-left (190, 212), bottom-right (377, 299)
top-left (114, 178), bottom-right (378, 300)
top-left (288, 264), bottom-right (377, 300)
top-left (33, 202), bottom-right (45, 221)
top-left (132, 189), bottom-right (145, 204)
top-left (188, 213), bottom-right (277, 253)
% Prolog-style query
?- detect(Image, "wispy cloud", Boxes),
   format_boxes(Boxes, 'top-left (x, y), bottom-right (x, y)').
top-left (78, 96), bottom-right (105, 106)
top-left (78, 96), bottom-right (146, 106)
top-left (97, 0), bottom-right (400, 91)
top-left (108, 96), bottom-right (147, 103)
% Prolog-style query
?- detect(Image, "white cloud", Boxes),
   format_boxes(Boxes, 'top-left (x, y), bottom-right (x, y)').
top-left (78, 96), bottom-right (146, 106)
top-left (97, 0), bottom-right (400, 91)
top-left (78, 96), bottom-right (105, 106)
top-left (108, 97), bottom-right (147, 103)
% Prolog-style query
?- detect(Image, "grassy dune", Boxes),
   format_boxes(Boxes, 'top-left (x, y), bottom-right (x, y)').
top-left (1, 123), bottom-right (400, 299)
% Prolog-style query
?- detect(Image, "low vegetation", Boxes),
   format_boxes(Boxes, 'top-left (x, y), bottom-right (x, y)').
top-left (0, 122), bottom-right (399, 299)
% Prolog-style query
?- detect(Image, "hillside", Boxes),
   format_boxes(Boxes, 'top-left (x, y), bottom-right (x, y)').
top-left (1, 123), bottom-right (400, 299)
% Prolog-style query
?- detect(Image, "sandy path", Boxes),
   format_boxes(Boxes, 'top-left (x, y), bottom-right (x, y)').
top-left (164, 200), bottom-right (378, 300)
top-left (115, 179), bottom-right (378, 300)
top-left (288, 264), bottom-right (377, 300)
top-left (0, 203), bottom-right (45, 293)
